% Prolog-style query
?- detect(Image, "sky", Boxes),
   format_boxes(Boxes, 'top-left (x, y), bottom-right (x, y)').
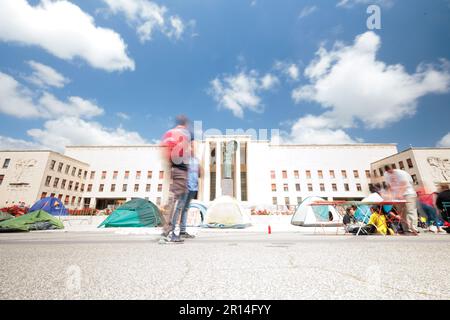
top-left (0, 0), bottom-right (449, 153)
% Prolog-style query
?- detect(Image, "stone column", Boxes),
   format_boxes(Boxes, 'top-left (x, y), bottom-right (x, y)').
top-left (235, 141), bottom-right (241, 201)
top-left (203, 141), bottom-right (210, 202)
top-left (215, 140), bottom-right (222, 199)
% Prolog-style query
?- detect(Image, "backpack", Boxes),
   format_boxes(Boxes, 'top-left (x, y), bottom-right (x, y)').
top-left (161, 127), bottom-right (190, 165)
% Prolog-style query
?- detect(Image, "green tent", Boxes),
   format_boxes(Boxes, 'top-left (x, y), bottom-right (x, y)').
top-left (98, 198), bottom-right (162, 228)
top-left (0, 211), bottom-right (14, 222)
top-left (0, 210), bottom-right (64, 233)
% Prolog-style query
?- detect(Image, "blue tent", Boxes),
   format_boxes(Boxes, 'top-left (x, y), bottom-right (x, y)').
top-left (29, 197), bottom-right (68, 216)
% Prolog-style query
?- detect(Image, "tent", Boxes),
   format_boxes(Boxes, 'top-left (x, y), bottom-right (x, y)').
top-left (98, 198), bottom-right (162, 228)
top-left (203, 196), bottom-right (251, 229)
top-left (291, 196), bottom-right (342, 227)
top-left (0, 211), bottom-right (14, 222)
top-left (29, 197), bottom-right (68, 216)
top-left (0, 210), bottom-right (64, 232)
top-left (354, 193), bottom-right (385, 224)
top-left (185, 200), bottom-right (208, 226)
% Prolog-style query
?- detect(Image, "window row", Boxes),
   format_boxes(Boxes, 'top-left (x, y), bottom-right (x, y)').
top-left (373, 158), bottom-right (414, 177)
top-left (96, 183), bottom-right (164, 193)
top-left (90, 170), bottom-right (165, 181)
top-left (271, 169), bottom-right (371, 180)
top-left (271, 182), bottom-right (363, 193)
top-left (44, 176), bottom-right (85, 192)
top-left (49, 160), bottom-right (88, 179)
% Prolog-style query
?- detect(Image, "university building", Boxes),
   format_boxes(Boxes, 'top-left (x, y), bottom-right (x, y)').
top-left (1, 135), bottom-right (449, 210)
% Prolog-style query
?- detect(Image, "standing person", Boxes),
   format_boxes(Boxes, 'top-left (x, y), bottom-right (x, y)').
top-left (416, 189), bottom-right (445, 233)
top-left (383, 165), bottom-right (419, 235)
top-left (159, 115), bottom-right (191, 244)
top-left (436, 183), bottom-right (450, 225)
top-left (179, 142), bottom-right (203, 239)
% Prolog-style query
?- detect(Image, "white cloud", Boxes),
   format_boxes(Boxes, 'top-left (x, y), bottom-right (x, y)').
top-left (27, 117), bottom-right (147, 152)
top-left (116, 112), bottom-right (130, 120)
top-left (0, 72), bottom-right (104, 119)
top-left (25, 60), bottom-right (70, 88)
top-left (292, 31), bottom-right (450, 129)
top-left (102, 0), bottom-right (188, 42)
top-left (209, 70), bottom-right (279, 118)
top-left (274, 61), bottom-right (300, 81)
top-left (0, 135), bottom-right (45, 150)
top-left (282, 114), bottom-right (359, 144)
top-left (437, 133), bottom-right (450, 147)
top-left (299, 5), bottom-right (318, 19)
top-left (0, 0), bottom-right (134, 72)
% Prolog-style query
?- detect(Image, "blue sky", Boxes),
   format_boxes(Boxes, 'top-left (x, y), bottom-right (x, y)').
top-left (0, 0), bottom-right (449, 152)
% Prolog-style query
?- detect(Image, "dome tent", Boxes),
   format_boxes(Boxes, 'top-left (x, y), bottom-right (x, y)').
top-left (98, 198), bottom-right (162, 228)
top-left (29, 197), bottom-right (68, 216)
top-left (203, 196), bottom-right (251, 229)
top-left (291, 196), bottom-right (342, 227)
top-left (0, 210), bottom-right (64, 232)
top-left (186, 200), bottom-right (208, 227)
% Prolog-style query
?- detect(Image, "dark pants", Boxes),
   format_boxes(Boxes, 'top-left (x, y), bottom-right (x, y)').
top-left (162, 167), bottom-right (188, 236)
top-left (180, 190), bottom-right (198, 233)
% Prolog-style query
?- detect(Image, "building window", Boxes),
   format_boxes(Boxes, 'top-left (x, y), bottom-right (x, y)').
top-left (320, 184), bottom-right (325, 192)
top-left (122, 184), bottom-right (127, 192)
top-left (87, 184), bottom-right (92, 192)
top-left (344, 183), bottom-right (350, 192)
top-left (318, 170), bottom-right (323, 179)
top-left (68, 181), bottom-right (73, 191)
top-left (57, 162), bottom-right (63, 172)
top-left (134, 184), bottom-right (139, 192)
top-left (295, 184), bottom-right (301, 192)
top-left (365, 170), bottom-right (371, 178)
top-left (379, 168), bottom-right (383, 176)
top-left (373, 170), bottom-right (377, 177)
top-left (65, 165), bottom-right (70, 174)
top-left (0, 175), bottom-right (5, 186)
top-left (353, 170), bottom-right (359, 178)
top-left (283, 183), bottom-right (289, 192)
top-left (297, 197), bottom-right (302, 204)
top-left (294, 170), bottom-right (299, 179)
top-left (71, 196), bottom-right (76, 205)
top-left (99, 184), bottom-right (104, 192)
top-left (341, 170), bottom-right (347, 179)
top-left (282, 170), bottom-right (288, 179)
top-left (356, 183), bottom-right (362, 192)
top-left (124, 171), bottom-right (130, 179)
top-left (308, 184), bottom-right (313, 192)
top-left (332, 184), bottom-right (337, 192)
top-left (45, 176), bottom-right (52, 187)
top-left (156, 197), bottom-right (162, 206)
top-left (146, 184), bottom-right (151, 192)
top-left (147, 171), bottom-right (153, 179)
top-left (306, 170), bottom-right (311, 179)
top-left (53, 178), bottom-right (59, 188)
top-left (101, 171), bottom-right (107, 179)
top-left (81, 184), bottom-right (85, 192)
top-left (90, 171), bottom-right (95, 179)
top-left (71, 167), bottom-right (76, 176)
top-left (50, 193), bottom-right (55, 198)
top-left (407, 158), bottom-right (414, 169)
top-left (285, 197), bottom-right (290, 205)
top-left (399, 161), bottom-right (405, 170)
top-left (411, 174), bottom-right (419, 185)
top-left (64, 195), bottom-right (70, 205)
top-left (157, 184), bottom-right (163, 192)
top-left (159, 171), bottom-right (164, 179)
top-left (49, 160), bottom-right (56, 170)
top-left (329, 170), bottom-right (335, 179)
top-left (2, 159), bottom-right (10, 169)
top-left (41, 192), bottom-right (48, 199)
top-left (271, 184), bottom-right (277, 192)
top-left (392, 163), bottom-right (397, 169)
top-left (136, 171), bottom-right (141, 180)
top-left (83, 171), bottom-right (87, 179)
top-left (113, 171), bottom-right (118, 180)
top-left (58, 194), bottom-right (63, 200)
top-left (111, 184), bottom-right (116, 192)
top-left (272, 197), bottom-right (277, 205)
top-left (78, 169), bottom-right (82, 178)
top-left (75, 182), bottom-right (79, 191)
top-left (270, 170), bottom-right (276, 180)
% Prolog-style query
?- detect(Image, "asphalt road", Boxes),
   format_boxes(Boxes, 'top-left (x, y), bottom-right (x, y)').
top-left (1, 230), bottom-right (449, 300)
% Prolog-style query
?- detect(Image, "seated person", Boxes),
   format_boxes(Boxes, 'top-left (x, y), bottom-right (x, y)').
top-left (352, 206), bottom-right (396, 236)
top-left (436, 183), bottom-right (450, 221)
top-left (343, 206), bottom-right (361, 233)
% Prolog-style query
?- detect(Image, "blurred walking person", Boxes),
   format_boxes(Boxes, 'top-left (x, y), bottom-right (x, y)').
top-left (383, 165), bottom-right (419, 235)
top-left (159, 115), bottom-right (191, 244)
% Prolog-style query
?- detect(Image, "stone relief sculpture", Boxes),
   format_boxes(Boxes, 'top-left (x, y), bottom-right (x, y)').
top-left (427, 157), bottom-right (450, 181)
top-left (13, 159), bottom-right (37, 183)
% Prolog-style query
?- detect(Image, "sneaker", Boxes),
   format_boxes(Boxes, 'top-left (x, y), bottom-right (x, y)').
top-left (180, 232), bottom-right (196, 239)
top-left (158, 234), bottom-right (184, 244)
